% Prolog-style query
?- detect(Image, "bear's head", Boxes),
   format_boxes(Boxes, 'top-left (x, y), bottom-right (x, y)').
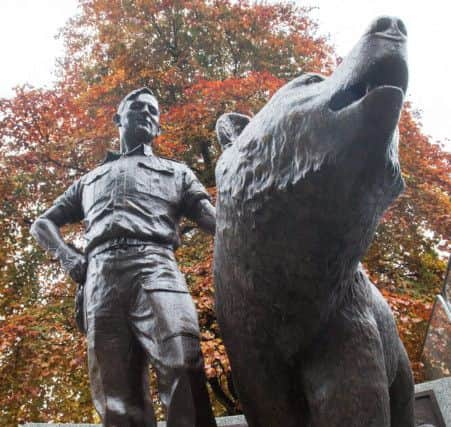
top-left (216, 16), bottom-right (408, 274)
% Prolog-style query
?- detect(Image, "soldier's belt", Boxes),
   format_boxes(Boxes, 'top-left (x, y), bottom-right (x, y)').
top-left (88, 237), bottom-right (173, 258)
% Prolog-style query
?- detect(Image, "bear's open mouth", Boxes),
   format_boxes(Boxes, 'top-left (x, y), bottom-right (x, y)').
top-left (329, 55), bottom-right (408, 111)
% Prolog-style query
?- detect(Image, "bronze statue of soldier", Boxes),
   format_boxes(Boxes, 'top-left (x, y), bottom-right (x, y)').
top-left (31, 88), bottom-right (217, 427)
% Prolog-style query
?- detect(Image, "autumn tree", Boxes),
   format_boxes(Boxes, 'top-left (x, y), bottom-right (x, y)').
top-left (59, 0), bottom-right (332, 105)
top-left (363, 105), bottom-right (450, 380)
top-left (0, 87), bottom-right (95, 424)
top-left (365, 105), bottom-right (450, 297)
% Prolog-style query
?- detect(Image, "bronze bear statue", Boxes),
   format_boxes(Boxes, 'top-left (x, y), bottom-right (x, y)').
top-left (214, 16), bottom-right (414, 427)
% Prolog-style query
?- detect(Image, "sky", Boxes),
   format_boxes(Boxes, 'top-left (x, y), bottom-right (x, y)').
top-left (0, 0), bottom-right (449, 147)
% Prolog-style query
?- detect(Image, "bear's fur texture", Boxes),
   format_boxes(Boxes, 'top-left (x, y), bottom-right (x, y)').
top-left (214, 16), bottom-right (414, 427)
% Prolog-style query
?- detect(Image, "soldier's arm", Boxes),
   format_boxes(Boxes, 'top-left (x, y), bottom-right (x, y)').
top-left (182, 166), bottom-right (216, 235)
top-left (190, 198), bottom-right (216, 235)
top-left (30, 180), bottom-right (86, 283)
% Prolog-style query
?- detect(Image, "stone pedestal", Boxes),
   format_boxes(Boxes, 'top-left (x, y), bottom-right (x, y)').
top-left (415, 377), bottom-right (451, 426)
top-left (21, 414), bottom-right (247, 427)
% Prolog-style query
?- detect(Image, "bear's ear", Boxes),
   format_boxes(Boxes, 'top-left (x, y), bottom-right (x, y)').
top-left (216, 113), bottom-right (251, 151)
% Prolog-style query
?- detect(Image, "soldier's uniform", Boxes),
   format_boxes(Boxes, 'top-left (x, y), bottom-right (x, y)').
top-left (50, 144), bottom-right (216, 427)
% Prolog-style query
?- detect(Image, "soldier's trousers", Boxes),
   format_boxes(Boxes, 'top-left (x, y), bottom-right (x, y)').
top-left (84, 243), bottom-right (217, 427)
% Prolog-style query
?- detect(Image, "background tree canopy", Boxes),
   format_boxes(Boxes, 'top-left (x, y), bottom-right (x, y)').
top-left (0, 1), bottom-right (449, 425)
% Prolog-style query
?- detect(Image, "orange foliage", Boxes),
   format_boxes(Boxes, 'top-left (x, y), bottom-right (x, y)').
top-left (381, 288), bottom-right (433, 382)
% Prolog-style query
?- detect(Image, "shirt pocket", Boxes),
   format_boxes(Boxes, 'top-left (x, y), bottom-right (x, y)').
top-left (82, 167), bottom-right (111, 213)
top-left (136, 161), bottom-right (179, 205)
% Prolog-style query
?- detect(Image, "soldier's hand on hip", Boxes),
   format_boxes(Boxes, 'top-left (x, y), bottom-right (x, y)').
top-left (68, 254), bottom-right (88, 284)
top-left (58, 244), bottom-right (88, 284)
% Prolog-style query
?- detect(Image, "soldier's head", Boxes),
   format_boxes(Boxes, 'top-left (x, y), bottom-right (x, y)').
top-left (114, 87), bottom-right (161, 152)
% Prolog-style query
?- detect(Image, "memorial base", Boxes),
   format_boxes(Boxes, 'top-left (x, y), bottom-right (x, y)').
top-left (21, 415), bottom-right (247, 427)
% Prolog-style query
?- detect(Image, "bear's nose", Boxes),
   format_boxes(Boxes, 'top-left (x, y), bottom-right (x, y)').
top-left (367, 16), bottom-right (407, 39)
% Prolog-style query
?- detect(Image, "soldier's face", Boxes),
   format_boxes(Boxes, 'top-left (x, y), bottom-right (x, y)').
top-left (119, 93), bottom-right (160, 145)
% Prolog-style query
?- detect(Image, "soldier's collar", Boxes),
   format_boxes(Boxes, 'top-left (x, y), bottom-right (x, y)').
top-left (102, 144), bottom-right (153, 164)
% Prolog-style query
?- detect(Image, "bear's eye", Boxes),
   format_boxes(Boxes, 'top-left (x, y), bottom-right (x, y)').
top-left (304, 75), bottom-right (324, 85)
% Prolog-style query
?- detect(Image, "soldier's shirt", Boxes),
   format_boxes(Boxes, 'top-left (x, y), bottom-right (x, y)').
top-left (52, 144), bottom-right (210, 253)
